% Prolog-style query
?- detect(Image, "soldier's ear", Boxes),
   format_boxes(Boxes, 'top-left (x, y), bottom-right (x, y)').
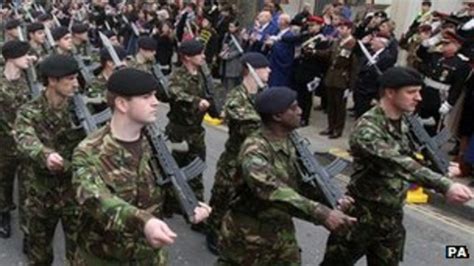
top-left (114, 96), bottom-right (130, 114)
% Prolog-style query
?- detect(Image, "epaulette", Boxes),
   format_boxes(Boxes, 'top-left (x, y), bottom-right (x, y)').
top-left (458, 53), bottom-right (469, 61)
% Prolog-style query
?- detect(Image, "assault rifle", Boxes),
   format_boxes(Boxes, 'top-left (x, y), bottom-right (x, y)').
top-left (404, 114), bottom-right (451, 175)
top-left (200, 62), bottom-right (222, 118)
top-left (290, 131), bottom-right (348, 208)
top-left (72, 93), bottom-right (112, 134)
top-left (145, 123), bottom-right (206, 222)
top-left (151, 64), bottom-right (170, 102)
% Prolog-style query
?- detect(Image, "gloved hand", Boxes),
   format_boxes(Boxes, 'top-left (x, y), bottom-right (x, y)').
top-left (439, 101), bottom-right (452, 115)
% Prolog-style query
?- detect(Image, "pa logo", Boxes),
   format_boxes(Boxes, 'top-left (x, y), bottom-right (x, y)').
top-left (445, 245), bottom-right (470, 259)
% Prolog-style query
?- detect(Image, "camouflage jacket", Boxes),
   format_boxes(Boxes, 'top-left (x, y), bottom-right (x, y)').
top-left (166, 66), bottom-right (206, 129)
top-left (219, 84), bottom-right (260, 164)
top-left (86, 72), bottom-right (107, 101)
top-left (230, 129), bottom-right (330, 227)
top-left (13, 92), bottom-right (86, 177)
top-left (0, 73), bottom-right (30, 137)
top-left (29, 42), bottom-right (48, 60)
top-left (72, 124), bottom-right (164, 260)
top-left (128, 53), bottom-right (156, 72)
top-left (348, 105), bottom-right (453, 210)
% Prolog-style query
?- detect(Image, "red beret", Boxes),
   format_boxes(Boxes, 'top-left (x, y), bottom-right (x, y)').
top-left (307, 16), bottom-right (324, 25)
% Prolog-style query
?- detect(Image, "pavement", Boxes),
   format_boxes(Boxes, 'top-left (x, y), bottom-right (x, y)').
top-left (207, 97), bottom-right (474, 222)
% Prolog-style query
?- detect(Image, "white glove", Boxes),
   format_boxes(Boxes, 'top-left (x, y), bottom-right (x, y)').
top-left (438, 101), bottom-right (452, 115)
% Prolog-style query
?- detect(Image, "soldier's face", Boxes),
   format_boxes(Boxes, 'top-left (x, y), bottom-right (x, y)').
top-left (441, 42), bottom-right (460, 55)
top-left (74, 32), bottom-right (89, 42)
top-left (32, 30), bottom-right (46, 44)
top-left (55, 74), bottom-right (79, 97)
top-left (276, 101), bottom-right (302, 130)
top-left (391, 86), bottom-right (422, 113)
top-left (127, 92), bottom-right (159, 124)
top-left (11, 55), bottom-right (30, 70)
top-left (190, 52), bottom-right (205, 66)
top-left (110, 36), bottom-right (120, 46)
top-left (58, 34), bottom-right (73, 50)
top-left (7, 29), bottom-right (19, 38)
top-left (255, 67), bottom-right (271, 83)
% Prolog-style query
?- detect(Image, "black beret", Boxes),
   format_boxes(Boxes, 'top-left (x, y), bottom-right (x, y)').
top-left (137, 36), bottom-right (157, 51)
top-left (107, 68), bottom-right (159, 96)
top-left (255, 86), bottom-right (298, 115)
top-left (2, 40), bottom-right (30, 59)
top-left (39, 54), bottom-right (79, 78)
top-left (100, 45), bottom-right (128, 62)
top-left (51, 26), bottom-right (70, 41)
top-left (379, 67), bottom-right (423, 89)
top-left (37, 13), bottom-right (52, 22)
top-left (71, 24), bottom-right (89, 34)
top-left (240, 52), bottom-right (269, 68)
top-left (5, 19), bottom-right (21, 30)
top-left (27, 22), bottom-right (45, 34)
top-left (178, 39), bottom-right (204, 56)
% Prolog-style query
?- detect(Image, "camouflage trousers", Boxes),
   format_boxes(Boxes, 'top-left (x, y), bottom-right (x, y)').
top-left (72, 248), bottom-right (167, 266)
top-left (0, 135), bottom-right (21, 213)
top-left (320, 202), bottom-right (406, 266)
top-left (163, 125), bottom-right (206, 217)
top-left (207, 156), bottom-right (239, 236)
top-left (216, 211), bottom-right (301, 266)
top-left (24, 172), bottom-right (79, 265)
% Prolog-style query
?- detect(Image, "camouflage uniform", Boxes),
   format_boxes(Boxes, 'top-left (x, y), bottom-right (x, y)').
top-left (0, 73), bottom-right (30, 215)
top-left (29, 43), bottom-right (48, 61)
top-left (164, 66), bottom-right (207, 216)
top-left (13, 92), bottom-right (86, 265)
top-left (217, 129), bottom-right (331, 265)
top-left (72, 124), bottom-right (167, 265)
top-left (128, 53), bottom-right (155, 72)
top-left (207, 84), bottom-right (260, 236)
top-left (321, 105), bottom-right (453, 266)
top-left (85, 72), bottom-right (108, 112)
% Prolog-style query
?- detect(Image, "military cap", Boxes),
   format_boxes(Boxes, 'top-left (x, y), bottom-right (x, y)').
top-left (52, 26), bottom-right (70, 41)
top-left (379, 67), bottom-right (423, 89)
top-left (307, 16), bottom-right (324, 25)
top-left (374, 11), bottom-right (388, 18)
top-left (100, 45), bottom-right (127, 62)
top-left (240, 52), bottom-right (269, 69)
top-left (441, 31), bottom-right (464, 45)
top-left (107, 68), bottom-right (159, 96)
top-left (27, 22), bottom-right (45, 34)
top-left (71, 23), bottom-right (89, 34)
top-left (137, 36), bottom-right (157, 51)
top-left (1, 40), bottom-right (30, 59)
top-left (178, 39), bottom-right (204, 56)
top-left (39, 54), bottom-right (79, 78)
top-left (37, 13), bottom-right (52, 22)
top-left (5, 19), bottom-right (21, 30)
top-left (255, 86), bottom-right (297, 115)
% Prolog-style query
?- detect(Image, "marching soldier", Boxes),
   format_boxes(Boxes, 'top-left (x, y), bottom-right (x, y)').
top-left (0, 41), bottom-right (33, 239)
top-left (163, 39), bottom-right (210, 230)
top-left (316, 20), bottom-right (357, 139)
top-left (321, 67), bottom-right (473, 266)
top-left (417, 31), bottom-right (472, 134)
top-left (216, 86), bottom-right (356, 265)
top-left (71, 23), bottom-right (92, 59)
top-left (4, 19), bottom-right (22, 42)
top-left (129, 36), bottom-right (158, 72)
top-left (206, 52), bottom-right (270, 253)
top-left (72, 68), bottom-right (211, 265)
top-left (51, 26), bottom-right (74, 55)
top-left (13, 54), bottom-right (86, 265)
top-left (27, 22), bottom-right (48, 60)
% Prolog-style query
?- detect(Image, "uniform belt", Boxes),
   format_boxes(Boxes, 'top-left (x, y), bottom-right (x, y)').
top-left (424, 77), bottom-right (451, 91)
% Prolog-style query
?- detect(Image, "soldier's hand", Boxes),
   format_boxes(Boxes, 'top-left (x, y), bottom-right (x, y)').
top-left (198, 99), bottom-right (210, 112)
top-left (323, 210), bottom-right (357, 233)
top-left (445, 183), bottom-right (473, 204)
top-left (144, 218), bottom-right (177, 248)
top-left (46, 152), bottom-right (64, 172)
top-left (192, 202), bottom-right (212, 224)
top-left (448, 162), bottom-right (461, 178)
top-left (336, 195), bottom-right (355, 212)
